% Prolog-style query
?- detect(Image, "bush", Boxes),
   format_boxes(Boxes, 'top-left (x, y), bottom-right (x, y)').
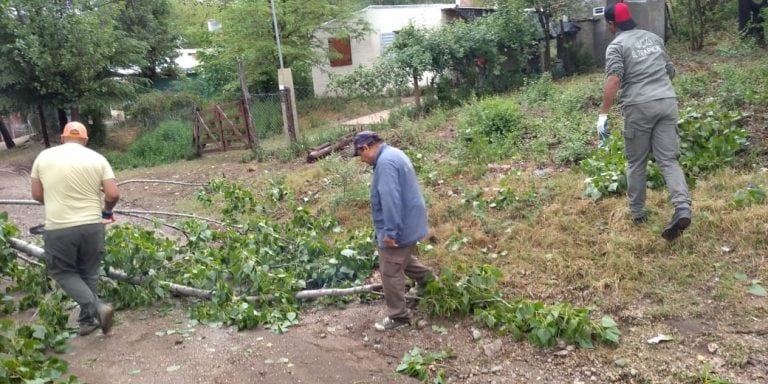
top-left (126, 91), bottom-right (204, 131)
top-left (458, 97), bottom-right (525, 143)
top-left (105, 120), bottom-right (196, 170)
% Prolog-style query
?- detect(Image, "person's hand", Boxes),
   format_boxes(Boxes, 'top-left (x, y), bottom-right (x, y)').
top-left (383, 235), bottom-right (398, 248)
top-left (596, 114), bottom-right (609, 146)
top-left (101, 211), bottom-right (116, 224)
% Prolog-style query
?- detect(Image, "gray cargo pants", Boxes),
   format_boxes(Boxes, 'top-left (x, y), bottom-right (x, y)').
top-left (44, 223), bottom-right (106, 324)
top-left (623, 98), bottom-right (691, 219)
top-left (378, 245), bottom-right (432, 321)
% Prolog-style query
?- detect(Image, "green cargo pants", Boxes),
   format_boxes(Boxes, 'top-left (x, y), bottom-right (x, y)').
top-left (623, 98), bottom-right (691, 219)
top-left (44, 223), bottom-right (106, 325)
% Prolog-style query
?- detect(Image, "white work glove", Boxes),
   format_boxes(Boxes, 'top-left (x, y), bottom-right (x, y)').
top-left (596, 114), bottom-right (609, 147)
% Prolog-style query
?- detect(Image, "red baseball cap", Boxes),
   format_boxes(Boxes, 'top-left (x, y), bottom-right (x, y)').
top-left (605, 2), bottom-right (637, 31)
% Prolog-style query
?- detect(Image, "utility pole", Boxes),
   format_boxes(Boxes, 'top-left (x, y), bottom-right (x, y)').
top-left (269, 0), bottom-right (299, 143)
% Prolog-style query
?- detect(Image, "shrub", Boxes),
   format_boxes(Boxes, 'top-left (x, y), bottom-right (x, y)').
top-left (458, 96), bottom-right (525, 143)
top-left (106, 120), bottom-right (196, 170)
top-left (126, 90), bottom-right (204, 131)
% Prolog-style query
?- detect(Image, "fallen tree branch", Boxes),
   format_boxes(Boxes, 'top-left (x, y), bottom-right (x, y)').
top-left (115, 209), bottom-right (233, 228)
top-left (6, 237), bottom-right (382, 302)
top-left (0, 200), bottom-right (233, 229)
top-left (306, 131), bottom-right (356, 163)
top-left (115, 211), bottom-right (190, 239)
top-left (118, 179), bottom-right (208, 187)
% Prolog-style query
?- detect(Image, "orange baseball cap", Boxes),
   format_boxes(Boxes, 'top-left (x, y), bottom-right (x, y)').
top-left (62, 121), bottom-right (88, 139)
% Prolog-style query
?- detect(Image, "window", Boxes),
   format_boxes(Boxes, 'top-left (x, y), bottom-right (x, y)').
top-left (328, 38), bottom-right (352, 67)
top-left (380, 32), bottom-right (396, 53)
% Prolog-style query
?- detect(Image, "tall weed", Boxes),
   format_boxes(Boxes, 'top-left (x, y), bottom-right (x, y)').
top-left (106, 120), bottom-right (195, 170)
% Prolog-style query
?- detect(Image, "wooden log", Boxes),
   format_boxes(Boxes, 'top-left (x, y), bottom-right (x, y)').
top-left (306, 131), bottom-right (356, 163)
top-left (6, 237), bottom-right (382, 302)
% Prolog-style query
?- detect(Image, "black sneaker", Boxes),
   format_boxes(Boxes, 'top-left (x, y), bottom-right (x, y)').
top-left (662, 208), bottom-right (691, 241)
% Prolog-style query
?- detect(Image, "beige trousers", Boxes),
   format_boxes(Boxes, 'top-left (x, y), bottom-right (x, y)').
top-left (378, 245), bottom-right (432, 320)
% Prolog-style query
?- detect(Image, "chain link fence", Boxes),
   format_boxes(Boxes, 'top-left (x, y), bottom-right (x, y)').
top-left (248, 86), bottom-right (316, 139)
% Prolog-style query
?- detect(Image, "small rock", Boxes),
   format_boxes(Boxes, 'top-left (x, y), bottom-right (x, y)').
top-left (491, 365), bottom-right (503, 374)
top-left (614, 358), bottom-right (627, 367)
top-left (481, 368), bottom-right (489, 374)
top-left (707, 343), bottom-right (718, 353)
top-left (373, 344), bottom-right (382, 351)
top-left (566, 345), bottom-right (575, 351)
top-left (629, 368), bottom-right (638, 376)
top-left (534, 168), bottom-right (552, 177)
top-left (417, 319), bottom-right (429, 328)
top-left (554, 350), bottom-right (569, 357)
top-left (471, 328), bottom-right (482, 341)
top-left (483, 339), bottom-right (503, 358)
top-left (319, 333), bottom-right (327, 339)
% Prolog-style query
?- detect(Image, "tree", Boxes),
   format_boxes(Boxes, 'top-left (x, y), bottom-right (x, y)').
top-left (0, 0), bottom-right (147, 146)
top-left (198, 0), bottom-right (369, 96)
top-left (169, 0), bottom-right (227, 48)
top-left (116, 0), bottom-right (180, 81)
top-left (500, 0), bottom-right (584, 72)
top-left (385, 25), bottom-right (433, 111)
top-left (0, 118), bottom-right (15, 149)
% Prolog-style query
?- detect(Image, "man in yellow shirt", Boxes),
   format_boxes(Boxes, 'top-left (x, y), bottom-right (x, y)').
top-left (31, 121), bottom-right (120, 336)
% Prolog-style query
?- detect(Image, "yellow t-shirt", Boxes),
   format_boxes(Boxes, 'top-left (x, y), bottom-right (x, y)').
top-left (31, 143), bottom-right (116, 230)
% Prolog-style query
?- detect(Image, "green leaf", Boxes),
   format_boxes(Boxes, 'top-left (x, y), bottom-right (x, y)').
top-left (734, 272), bottom-right (748, 281)
top-left (748, 283), bottom-right (767, 297)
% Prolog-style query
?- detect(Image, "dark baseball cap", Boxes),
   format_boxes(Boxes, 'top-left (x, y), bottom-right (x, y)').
top-left (605, 2), bottom-right (636, 31)
top-left (353, 130), bottom-right (382, 156)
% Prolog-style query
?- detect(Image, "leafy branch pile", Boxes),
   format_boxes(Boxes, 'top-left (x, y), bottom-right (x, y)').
top-left (0, 213), bottom-right (80, 383)
top-left (420, 265), bottom-right (620, 349)
top-left (581, 105), bottom-right (747, 199)
top-left (101, 179), bottom-right (378, 332)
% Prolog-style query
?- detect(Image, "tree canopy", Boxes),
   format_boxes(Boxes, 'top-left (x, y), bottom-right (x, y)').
top-left (0, 1), bottom-right (150, 116)
top-left (197, 0), bottom-right (369, 96)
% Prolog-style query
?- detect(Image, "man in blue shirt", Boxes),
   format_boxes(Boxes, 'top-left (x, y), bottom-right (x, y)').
top-left (354, 131), bottom-right (433, 331)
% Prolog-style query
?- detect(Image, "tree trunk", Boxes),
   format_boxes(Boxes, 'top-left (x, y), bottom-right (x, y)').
top-left (0, 119), bottom-right (15, 149)
top-left (57, 108), bottom-right (68, 133)
top-left (37, 103), bottom-right (51, 148)
top-left (412, 73), bottom-right (421, 113)
top-left (537, 8), bottom-right (552, 72)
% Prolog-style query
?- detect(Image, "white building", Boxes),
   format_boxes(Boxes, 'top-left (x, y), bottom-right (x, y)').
top-left (311, 4), bottom-right (454, 97)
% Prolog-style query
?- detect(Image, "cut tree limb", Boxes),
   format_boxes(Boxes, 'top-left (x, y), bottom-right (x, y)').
top-left (6, 237), bottom-right (382, 302)
top-left (306, 131), bottom-right (356, 163)
top-left (0, 200), bottom-right (233, 229)
top-left (118, 179), bottom-right (208, 187)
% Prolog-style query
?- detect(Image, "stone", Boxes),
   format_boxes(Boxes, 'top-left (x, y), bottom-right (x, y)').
top-left (483, 339), bottom-right (503, 358)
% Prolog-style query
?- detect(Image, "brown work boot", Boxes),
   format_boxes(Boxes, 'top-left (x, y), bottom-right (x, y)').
top-left (96, 304), bottom-right (114, 334)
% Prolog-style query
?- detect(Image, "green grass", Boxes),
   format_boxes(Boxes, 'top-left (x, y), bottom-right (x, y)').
top-left (105, 120), bottom-right (196, 170)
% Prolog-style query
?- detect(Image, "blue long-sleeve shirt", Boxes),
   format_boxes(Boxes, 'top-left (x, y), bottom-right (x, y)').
top-left (370, 144), bottom-right (428, 248)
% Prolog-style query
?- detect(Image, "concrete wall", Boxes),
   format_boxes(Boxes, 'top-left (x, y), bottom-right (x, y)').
top-left (573, 0), bottom-right (667, 69)
top-left (312, 4), bottom-right (452, 96)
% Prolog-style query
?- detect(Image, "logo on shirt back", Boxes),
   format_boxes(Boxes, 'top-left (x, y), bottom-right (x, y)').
top-left (631, 36), bottom-right (661, 60)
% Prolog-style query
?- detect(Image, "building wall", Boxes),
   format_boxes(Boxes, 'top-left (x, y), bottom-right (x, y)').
top-left (312, 4), bottom-right (452, 96)
top-left (574, 0), bottom-right (667, 69)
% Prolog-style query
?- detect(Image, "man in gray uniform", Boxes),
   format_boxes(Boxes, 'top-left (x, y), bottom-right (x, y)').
top-left (597, 2), bottom-right (692, 241)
